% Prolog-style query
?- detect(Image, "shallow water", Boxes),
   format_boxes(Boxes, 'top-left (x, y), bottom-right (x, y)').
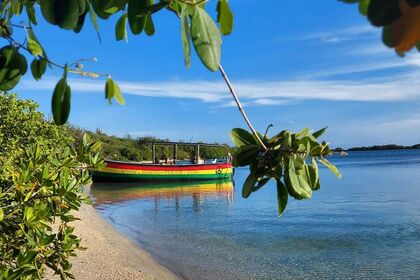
top-left (92, 150), bottom-right (420, 280)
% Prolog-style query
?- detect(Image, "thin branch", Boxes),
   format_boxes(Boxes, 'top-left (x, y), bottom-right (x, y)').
top-left (218, 65), bottom-right (268, 150)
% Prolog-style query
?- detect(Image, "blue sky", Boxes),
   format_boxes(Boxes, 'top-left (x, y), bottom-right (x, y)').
top-left (14, 1), bottom-right (420, 148)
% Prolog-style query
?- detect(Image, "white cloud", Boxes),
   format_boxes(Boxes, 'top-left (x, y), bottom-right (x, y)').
top-left (18, 68), bottom-right (420, 106)
top-left (300, 25), bottom-right (378, 43)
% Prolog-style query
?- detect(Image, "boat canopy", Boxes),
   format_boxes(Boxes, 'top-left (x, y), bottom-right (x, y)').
top-left (139, 141), bottom-right (229, 164)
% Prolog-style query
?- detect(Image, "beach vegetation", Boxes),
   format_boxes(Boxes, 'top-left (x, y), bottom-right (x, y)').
top-left (0, 93), bottom-right (103, 279)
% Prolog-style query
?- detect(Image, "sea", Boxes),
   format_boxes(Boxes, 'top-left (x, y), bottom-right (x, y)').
top-left (91, 150), bottom-right (420, 280)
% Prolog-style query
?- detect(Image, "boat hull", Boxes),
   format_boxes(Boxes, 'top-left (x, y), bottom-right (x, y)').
top-left (92, 160), bottom-right (233, 182)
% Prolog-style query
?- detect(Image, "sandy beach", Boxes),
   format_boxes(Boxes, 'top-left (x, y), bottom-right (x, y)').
top-left (45, 204), bottom-right (179, 280)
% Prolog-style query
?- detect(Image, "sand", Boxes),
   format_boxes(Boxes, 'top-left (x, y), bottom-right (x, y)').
top-left (45, 204), bottom-right (179, 280)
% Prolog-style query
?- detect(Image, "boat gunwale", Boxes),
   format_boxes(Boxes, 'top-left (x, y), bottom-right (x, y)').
top-left (104, 159), bottom-right (232, 168)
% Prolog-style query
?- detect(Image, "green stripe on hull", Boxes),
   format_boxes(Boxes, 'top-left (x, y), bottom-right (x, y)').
top-left (92, 171), bottom-right (232, 182)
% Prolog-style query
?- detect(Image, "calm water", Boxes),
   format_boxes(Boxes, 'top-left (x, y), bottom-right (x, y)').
top-left (91, 150), bottom-right (420, 280)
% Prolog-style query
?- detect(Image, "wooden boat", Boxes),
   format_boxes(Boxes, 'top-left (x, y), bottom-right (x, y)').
top-left (92, 141), bottom-right (233, 182)
top-left (92, 160), bottom-right (233, 182)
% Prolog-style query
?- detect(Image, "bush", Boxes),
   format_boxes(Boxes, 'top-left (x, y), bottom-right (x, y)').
top-left (0, 93), bottom-right (103, 279)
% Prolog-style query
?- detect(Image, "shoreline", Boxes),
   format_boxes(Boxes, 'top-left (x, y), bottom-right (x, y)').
top-left (46, 204), bottom-right (180, 280)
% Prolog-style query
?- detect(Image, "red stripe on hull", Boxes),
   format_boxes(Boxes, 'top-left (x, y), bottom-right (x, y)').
top-left (105, 161), bottom-right (232, 171)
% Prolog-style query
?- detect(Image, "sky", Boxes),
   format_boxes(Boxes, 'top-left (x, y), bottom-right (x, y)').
top-left (13, 0), bottom-right (420, 148)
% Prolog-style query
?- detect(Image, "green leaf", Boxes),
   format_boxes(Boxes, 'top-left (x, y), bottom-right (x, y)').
top-left (276, 179), bottom-right (288, 216)
top-left (88, 1), bottom-right (100, 33)
top-left (105, 78), bottom-right (125, 105)
top-left (51, 77), bottom-right (71, 125)
top-left (115, 13), bottom-right (128, 41)
top-left (230, 128), bottom-right (256, 147)
top-left (27, 38), bottom-right (43, 57)
top-left (0, 45), bottom-right (27, 91)
top-left (25, 3), bottom-right (37, 25)
top-left (144, 14), bottom-right (155, 36)
top-left (216, 0), bottom-right (233, 35)
top-left (0, 208), bottom-right (3, 221)
top-left (284, 159), bottom-right (312, 200)
top-left (191, 7), bottom-right (222, 71)
top-left (181, 6), bottom-right (191, 68)
top-left (232, 144), bottom-right (259, 167)
top-left (367, 0), bottom-right (401, 27)
top-left (242, 172), bottom-right (256, 198)
top-left (128, 0), bottom-right (146, 35)
top-left (318, 158), bottom-right (342, 178)
top-left (30, 58), bottom-right (47, 80)
top-left (39, 0), bottom-right (81, 30)
top-left (358, 0), bottom-right (370, 15)
top-left (312, 127), bottom-right (327, 139)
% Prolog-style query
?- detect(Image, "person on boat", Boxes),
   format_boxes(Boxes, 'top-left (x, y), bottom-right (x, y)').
top-left (227, 152), bottom-right (233, 163)
top-left (190, 152), bottom-right (196, 164)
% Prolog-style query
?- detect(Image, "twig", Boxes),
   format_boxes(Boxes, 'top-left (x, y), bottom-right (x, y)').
top-left (219, 65), bottom-right (268, 150)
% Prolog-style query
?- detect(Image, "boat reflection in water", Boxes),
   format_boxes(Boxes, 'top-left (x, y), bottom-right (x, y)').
top-left (90, 179), bottom-right (234, 211)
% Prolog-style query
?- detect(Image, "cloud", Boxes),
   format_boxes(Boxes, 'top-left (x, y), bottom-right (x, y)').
top-left (300, 25), bottom-right (378, 43)
top-left (18, 68), bottom-right (420, 106)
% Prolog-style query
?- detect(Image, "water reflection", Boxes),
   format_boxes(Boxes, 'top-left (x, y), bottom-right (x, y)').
top-left (90, 180), bottom-right (235, 210)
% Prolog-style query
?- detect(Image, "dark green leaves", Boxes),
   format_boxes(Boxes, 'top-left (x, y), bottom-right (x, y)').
top-left (242, 172), bottom-right (256, 198)
top-left (230, 128), bottom-right (256, 147)
top-left (30, 58), bottom-right (47, 80)
top-left (128, 0), bottom-right (146, 35)
top-left (115, 13), bottom-right (128, 41)
top-left (39, 0), bottom-right (82, 30)
top-left (51, 73), bottom-right (71, 125)
top-left (0, 45), bottom-right (27, 91)
top-left (232, 126), bottom-right (340, 217)
top-left (144, 14), bottom-right (155, 36)
top-left (233, 144), bottom-right (259, 167)
top-left (367, 0), bottom-right (401, 27)
top-left (105, 77), bottom-right (125, 105)
top-left (276, 180), bottom-right (288, 216)
top-left (191, 7), bottom-right (222, 71)
top-left (216, 0), bottom-right (233, 35)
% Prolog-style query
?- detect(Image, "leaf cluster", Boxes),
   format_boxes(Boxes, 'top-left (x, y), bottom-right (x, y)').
top-left (0, 94), bottom-right (104, 279)
top-left (341, 0), bottom-right (420, 54)
top-left (230, 126), bottom-right (341, 216)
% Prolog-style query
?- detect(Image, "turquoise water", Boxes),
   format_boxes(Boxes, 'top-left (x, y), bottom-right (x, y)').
top-left (91, 150), bottom-right (420, 280)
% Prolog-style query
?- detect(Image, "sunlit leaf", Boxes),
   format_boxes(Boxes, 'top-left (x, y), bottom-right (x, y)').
top-left (115, 13), bottom-right (128, 41)
top-left (105, 78), bottom-right (125, 105)
top-left (216, 0), bottom-right (233, 35)
top-left (191, 7), bottom-right (222, 71)
top-left (27, 38), bottom-right (43, 56)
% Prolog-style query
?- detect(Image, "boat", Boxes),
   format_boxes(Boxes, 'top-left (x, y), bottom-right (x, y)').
top-left (92, 141), bottom-right (233, 182)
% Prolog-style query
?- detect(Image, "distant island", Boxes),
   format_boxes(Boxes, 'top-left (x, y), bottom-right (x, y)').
top-left (334, 144), bottom-right (420, 152)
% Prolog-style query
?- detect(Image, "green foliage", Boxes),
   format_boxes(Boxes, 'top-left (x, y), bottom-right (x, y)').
top-left (0, 93), bottom-right (104, 279)
top-left (230, 126), bottom-right (340, 216)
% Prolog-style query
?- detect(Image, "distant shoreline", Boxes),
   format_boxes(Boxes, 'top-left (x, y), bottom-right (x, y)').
top-left (334, 144), bottom-right (420, 152)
